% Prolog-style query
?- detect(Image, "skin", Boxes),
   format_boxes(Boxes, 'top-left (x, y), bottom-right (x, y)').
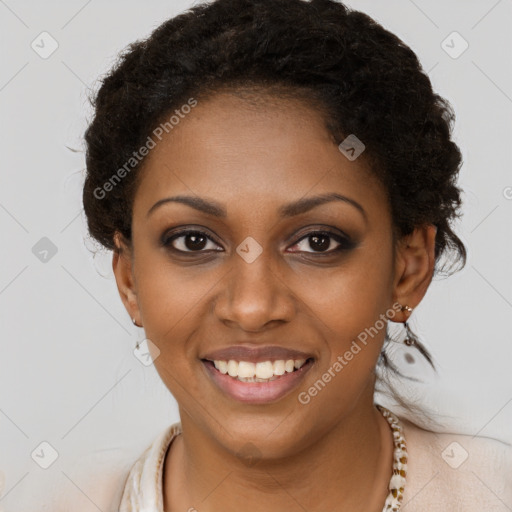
top-left (112, 91), bottom-right (437, 512)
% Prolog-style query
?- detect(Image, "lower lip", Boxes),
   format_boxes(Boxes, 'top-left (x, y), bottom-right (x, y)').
top-left (202, 359), bottom-right (314, 404)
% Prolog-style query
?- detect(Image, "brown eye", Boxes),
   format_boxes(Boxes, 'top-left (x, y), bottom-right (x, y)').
top-left (162, 230), bottom-right (222, 253)
top-left (290, 230), bottom-right (356, 254)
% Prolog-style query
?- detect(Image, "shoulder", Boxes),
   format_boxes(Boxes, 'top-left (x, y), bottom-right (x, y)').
top-left (400, 416), bottom-right (512, 512)
top-left (49, 423), bottom-right (183, 512)
top-left (118, 422), bottom-right (182, 511)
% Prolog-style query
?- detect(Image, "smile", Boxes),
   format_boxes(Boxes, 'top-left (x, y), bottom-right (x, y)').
top-left (201, 357), bottom-right (315, 404)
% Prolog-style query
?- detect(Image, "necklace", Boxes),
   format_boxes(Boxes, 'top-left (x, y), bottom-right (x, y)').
top-left (377, 405), bottom-right (408, 511)
top-left (161, 405), bottom-right (407, 511)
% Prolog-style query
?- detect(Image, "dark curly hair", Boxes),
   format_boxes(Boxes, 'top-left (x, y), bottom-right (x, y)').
top-left (82, 0), bottom-right (467, 416)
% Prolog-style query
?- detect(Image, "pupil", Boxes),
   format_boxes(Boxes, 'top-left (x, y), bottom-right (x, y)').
top-left (310, 234), bottom-right (329, 252)
top-left (186, 233), bottom-right (207, 250)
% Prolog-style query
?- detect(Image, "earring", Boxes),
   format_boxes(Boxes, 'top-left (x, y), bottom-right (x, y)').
top-left (132, 317), bottom-right (141, 328)
top-left (400, 304), bottom-right (415, 346)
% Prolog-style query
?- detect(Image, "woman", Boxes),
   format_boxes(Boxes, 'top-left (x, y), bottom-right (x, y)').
top-left (82, 0), bottom-right (512, 510)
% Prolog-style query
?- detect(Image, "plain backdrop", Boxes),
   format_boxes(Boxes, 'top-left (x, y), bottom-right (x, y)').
top-left (1, 0), bottom-right (511, 510)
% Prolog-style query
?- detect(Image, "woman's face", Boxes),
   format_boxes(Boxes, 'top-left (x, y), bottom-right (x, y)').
top-left (114, 91), bottom-right (433, 458)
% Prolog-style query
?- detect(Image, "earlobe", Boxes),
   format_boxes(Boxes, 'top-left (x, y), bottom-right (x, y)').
top-left (392, 224), bottom-right (437, 318)
top-left (112, 232), bottom-right (141, 325)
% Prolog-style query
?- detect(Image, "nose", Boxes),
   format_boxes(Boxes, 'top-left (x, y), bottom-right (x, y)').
top-left (214, 250), bottom-right (296, 332)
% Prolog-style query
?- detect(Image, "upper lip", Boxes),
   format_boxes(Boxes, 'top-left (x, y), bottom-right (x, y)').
top-left (201, 345), bottom-right (315, 363)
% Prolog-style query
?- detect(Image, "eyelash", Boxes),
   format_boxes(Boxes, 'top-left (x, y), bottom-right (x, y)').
top-left (161, 228), bottom-right (356, 256)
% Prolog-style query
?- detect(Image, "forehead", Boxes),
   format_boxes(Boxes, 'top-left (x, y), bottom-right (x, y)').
top-left (133, 91), bottom-right (387, 222)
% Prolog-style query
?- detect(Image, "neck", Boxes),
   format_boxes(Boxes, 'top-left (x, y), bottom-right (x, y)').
top-left (163, 391), bottom-right (394, 512)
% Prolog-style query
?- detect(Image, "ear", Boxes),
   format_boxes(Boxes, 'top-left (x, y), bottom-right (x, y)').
top-left (112, 231), bottom-right (141, 326)
top-left (391, 224), bottom-right (437, 322)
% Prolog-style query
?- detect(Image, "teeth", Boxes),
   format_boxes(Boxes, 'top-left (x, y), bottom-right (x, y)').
top-left (212, 358), bottom-right (309, 381)
top-left (216, 360), bottom-right (228, 374)
top-left (238, 361), bottom-right (255, 378)
top-left (273, 360), bottom-right (285, 375)
top-left (294, 359), bottom-right (306, 369)
top-left (255, 361), bottom-right (274, 379)
top-left (227, 360), bottom-right (238, 377)
top-left (285, 360), bottom-right (295, 373)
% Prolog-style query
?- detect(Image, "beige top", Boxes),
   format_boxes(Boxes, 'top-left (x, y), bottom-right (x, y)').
top-left (118, 418), bottom-right (512, 511)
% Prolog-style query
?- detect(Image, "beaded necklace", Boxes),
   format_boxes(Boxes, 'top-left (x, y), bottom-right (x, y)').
top-left (377, 405), bottom-right (407, 511)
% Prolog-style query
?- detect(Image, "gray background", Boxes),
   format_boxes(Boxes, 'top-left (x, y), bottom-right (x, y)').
top-left (1, 0), bottom-right (511, 510)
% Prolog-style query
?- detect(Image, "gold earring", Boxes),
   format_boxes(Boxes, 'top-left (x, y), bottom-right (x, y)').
top-left (132, 317), bottom-right (142, 328)
top-left (399, 304), bottom-right (415, 346)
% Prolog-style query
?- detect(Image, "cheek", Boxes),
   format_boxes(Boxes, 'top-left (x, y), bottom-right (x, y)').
top-left (134, 242), bottom-right (211, 324)
top-left (133, 248), bottom-right (228, 374)
top-left (294, 268), bottom-right (391, 417)
top-left (133, 258), bottom-right (212, 401)
top-left (294, 247), bottom-right (393, 388)
top-left (296, 246), bottom-right (393, 337)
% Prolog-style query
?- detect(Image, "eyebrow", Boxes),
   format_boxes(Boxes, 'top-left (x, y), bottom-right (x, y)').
top-left (147, 192), bottom-right (367, 223)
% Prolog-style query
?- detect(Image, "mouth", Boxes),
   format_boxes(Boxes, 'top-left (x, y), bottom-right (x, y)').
top-left (201, 357), bottom-right (315, 404)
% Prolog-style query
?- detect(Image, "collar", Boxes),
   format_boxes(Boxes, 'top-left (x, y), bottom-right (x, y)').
top-left (119, 422), bottom-right (182, 511)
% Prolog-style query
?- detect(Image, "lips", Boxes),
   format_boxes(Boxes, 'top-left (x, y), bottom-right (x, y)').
top-left (201, 344), bottom-right (315, 364)
top-left (202, 358), bottom-right (314, 404)
top-left (200, 344), bottom-right (316, 404)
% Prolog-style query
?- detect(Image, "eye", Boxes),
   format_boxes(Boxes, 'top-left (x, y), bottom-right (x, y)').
top-left (289, 230), bottom-right (354, 254)
top-left (162, 229), bottom-right (222, 253)
top-left (161, 227), bottom-right (356, 256)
